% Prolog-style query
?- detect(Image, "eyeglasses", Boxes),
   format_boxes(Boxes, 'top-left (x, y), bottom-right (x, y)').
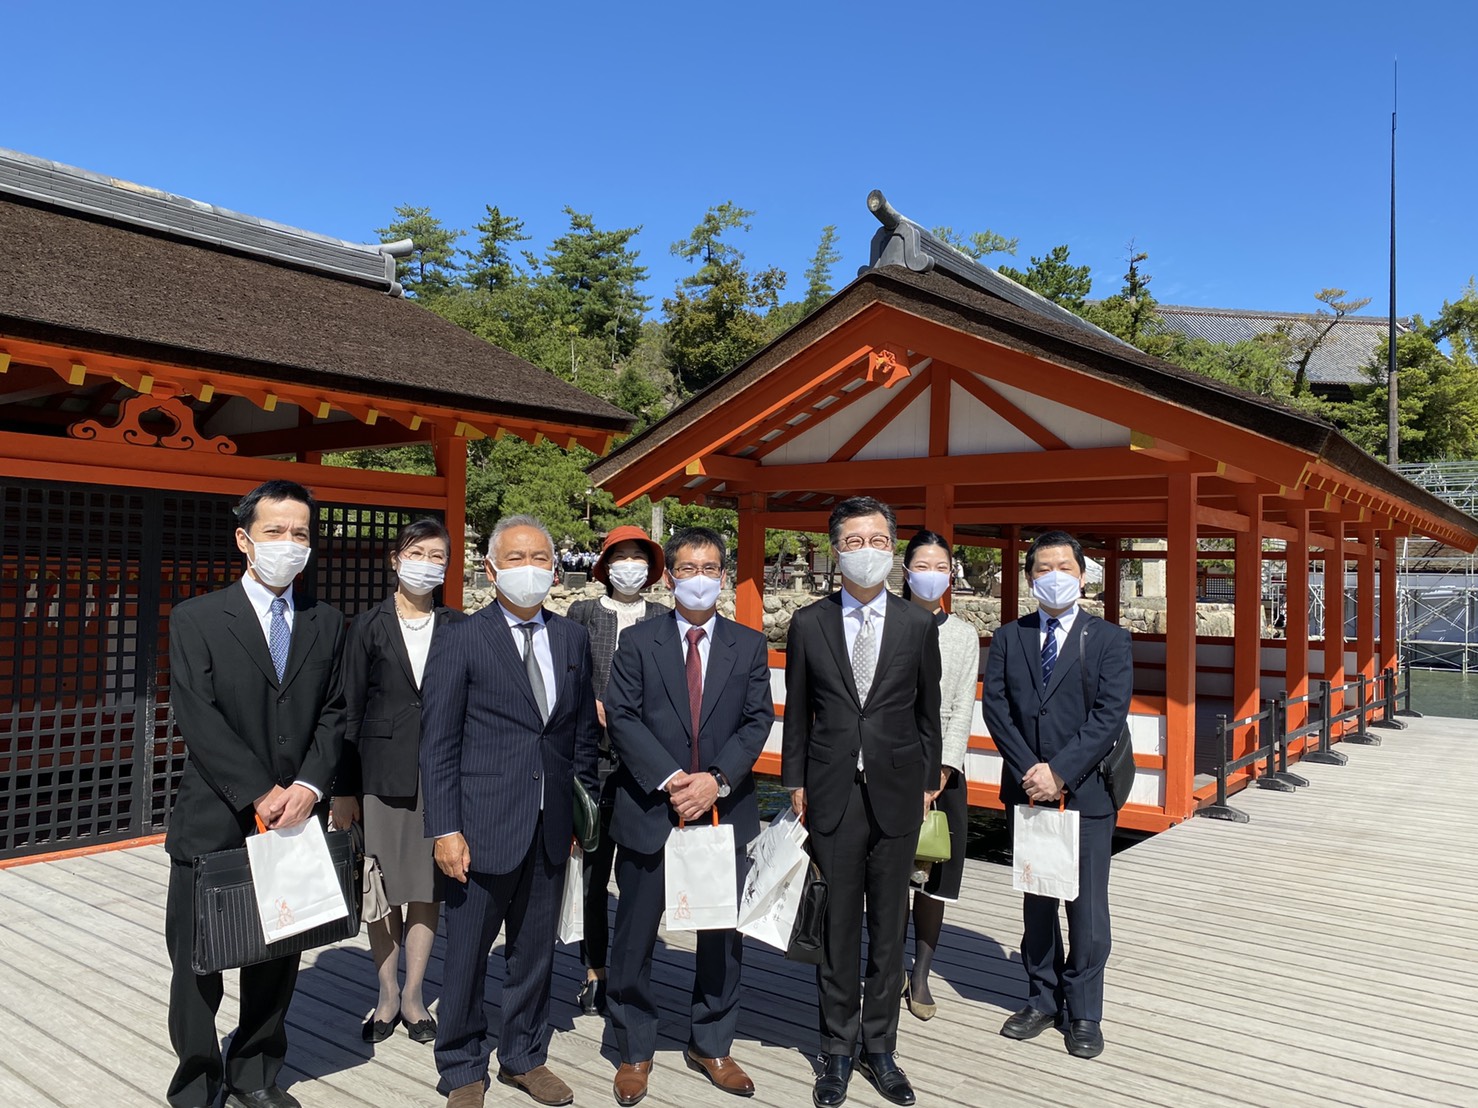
top-left (835, 535), bottom-right (894, 552)
top-left (671, 564), bottom-right (723, 579)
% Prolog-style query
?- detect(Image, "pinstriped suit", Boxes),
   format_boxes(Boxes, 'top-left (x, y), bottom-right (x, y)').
top-left (419, 602), bottom-right (600, 1092)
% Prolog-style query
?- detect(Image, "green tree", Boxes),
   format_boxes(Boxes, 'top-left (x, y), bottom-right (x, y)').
top-left (663, 203), bottom-right (786, 394)
top-left (1337, 326), bottom-right (1478, 462)
top-left (463, 204), bottom-right (530, 291)
top-left (541, 208), bottom-right (650, 362)
top-left (1430, 277), bottom-right (1478, 368)
top-left (376, 205), bottom-right (464, 298)
top-left (930, 225), bottom-right (1019, 259)
top-left (1282, 288), bottom-right (1373, 397)
top-left (1082, 245), bottom-right (1172, 355)
top-left (802, 225), bottom-right (843, 311)
top-left (998, 244), bottom-right (1093, 310)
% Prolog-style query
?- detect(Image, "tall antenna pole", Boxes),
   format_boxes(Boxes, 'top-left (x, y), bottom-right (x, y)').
top-left (1387, 59), bottom-right (1399, 465)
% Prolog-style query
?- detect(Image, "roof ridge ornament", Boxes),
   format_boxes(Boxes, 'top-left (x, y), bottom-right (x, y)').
top-left (864, 189), bottom-right (935, 275)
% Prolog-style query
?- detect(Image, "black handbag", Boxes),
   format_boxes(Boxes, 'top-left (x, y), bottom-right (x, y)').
top-left (1080, 624), bottom-right (1136, 810)
top-left (191, 821), bottom-right (363, 975)
top-left (785, 856), bottom-right (828, 965)
top-left (572, 778), bottom-right (601, 852)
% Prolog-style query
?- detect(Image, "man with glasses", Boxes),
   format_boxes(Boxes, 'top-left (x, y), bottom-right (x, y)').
top-left (603, 526), bottom-right (774, 1105)
top-left (783, 497), bottom-right (942, 1108)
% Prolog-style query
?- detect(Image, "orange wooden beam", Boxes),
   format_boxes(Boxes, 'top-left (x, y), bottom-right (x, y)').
top-left (945, 363), bottom-right (1070, 451)
top-left (1164, 472), bottom-right (1198, 821)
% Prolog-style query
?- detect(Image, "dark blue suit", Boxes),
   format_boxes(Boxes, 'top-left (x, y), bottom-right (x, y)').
top-left (982, 608), bottom-right (1133, 1024)
top-left (419, 603), bottom-right (599, 1093)
top-left (603, 612), bottom-right (774, 1062)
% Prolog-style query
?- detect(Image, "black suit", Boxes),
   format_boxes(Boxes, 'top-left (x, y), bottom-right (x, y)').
top-left (163, 579), bottom-right (346, 1108)
top-left (334, 595), bottom-right (465, 798)
top-left (781, 590), bottom-right (942, 1055)
top-left (419, 603), bottom-right (599, 1093)
top-left (603, 612), bottom-right (774, 1062)
top-left (982, 608), bottom-right (1133, 1024)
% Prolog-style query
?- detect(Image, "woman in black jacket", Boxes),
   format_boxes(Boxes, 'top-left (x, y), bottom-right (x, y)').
top-left (332, 519), bottom-right (466, 1044)
top-left (563, 525), bottom-right (668, 1015)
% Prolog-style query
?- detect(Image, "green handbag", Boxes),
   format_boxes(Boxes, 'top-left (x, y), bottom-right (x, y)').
top-left (572, 779), bottom-right (601, 852)
top-left (915, 807), bottom-right (951, 863)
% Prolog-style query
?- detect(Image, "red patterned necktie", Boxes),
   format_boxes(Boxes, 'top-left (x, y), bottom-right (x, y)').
top-left (685, 626), bottom-right (706, 771)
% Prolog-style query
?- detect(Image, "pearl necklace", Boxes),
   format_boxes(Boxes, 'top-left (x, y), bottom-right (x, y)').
top-left (396, 600), bottom-right (433, 630)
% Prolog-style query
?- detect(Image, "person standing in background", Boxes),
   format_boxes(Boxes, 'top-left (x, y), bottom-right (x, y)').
top-left (564, 525), bottom-right (669, 1016)
top-left (332, 519), bottom-right (465, 1045)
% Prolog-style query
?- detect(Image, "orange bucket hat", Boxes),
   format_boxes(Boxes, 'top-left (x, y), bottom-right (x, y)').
top-left (591, 525), bottom-right (665, 588)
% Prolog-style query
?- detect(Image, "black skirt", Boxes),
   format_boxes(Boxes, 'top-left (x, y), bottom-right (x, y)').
top-left (914, 768), bottom-right (968, 903)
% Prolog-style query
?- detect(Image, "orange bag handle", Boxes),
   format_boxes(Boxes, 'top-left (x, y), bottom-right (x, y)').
top-left (678, 808), bottom-right (721, 829)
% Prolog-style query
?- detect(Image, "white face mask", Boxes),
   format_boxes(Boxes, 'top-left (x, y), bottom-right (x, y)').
top-left (671, 573), bottom-right (721, 612)
top-left (248, 539), bottom-right (311, 589)
top-left (837, 546), bottom-right (893, 590)
top-left (494, 564), bottom-right (554, 609)
top-left (397, 559), bottom-right (445, 596)
top-left (906, 569), bottom-right (951, 603)
top-left (1032, 569), bottom-right (1082, 610)
top-left (607, 560), bottom-right (650, 595)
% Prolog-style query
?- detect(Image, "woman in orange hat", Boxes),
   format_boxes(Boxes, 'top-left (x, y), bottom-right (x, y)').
top-left (564, 525), bottom-right (669, 1015)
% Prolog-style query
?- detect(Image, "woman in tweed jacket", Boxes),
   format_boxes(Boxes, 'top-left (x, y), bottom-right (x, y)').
top-left (564, 525), bottom-right (668, 1015)
top-left (900, 529), bottom-right (981, 1021)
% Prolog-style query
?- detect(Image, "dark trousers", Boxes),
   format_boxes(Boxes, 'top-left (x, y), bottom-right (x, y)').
top-left (165, 860), bottom-right (299, 1107)
top-left (1018, 811), bottom-right (1115, 1023)
top-left (607, 841), bottom-right (746, 1063)
top-left (809, 777), bottom-right (916, 1055)
top-left (435, 825), bottom-right (561, 1094)
top-left (580, 783), bottom-right (619, 971)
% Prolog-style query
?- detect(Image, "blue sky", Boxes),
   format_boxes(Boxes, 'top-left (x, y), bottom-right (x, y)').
top-left (7, 1), bottom-right (1475, 322)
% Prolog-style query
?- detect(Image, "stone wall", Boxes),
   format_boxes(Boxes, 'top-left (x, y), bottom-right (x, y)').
top-left (462, 584), bottom-right (1246, 644)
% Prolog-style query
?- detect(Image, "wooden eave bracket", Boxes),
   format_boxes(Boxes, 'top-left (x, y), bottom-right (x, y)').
top-left (866, 343), bottom-right (913, 388)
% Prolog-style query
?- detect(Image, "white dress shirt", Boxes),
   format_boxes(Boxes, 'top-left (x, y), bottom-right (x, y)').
top-left (1037, 602), bottom-right (1079, 657)
top-left (659, 609), bottom-right (718, 791)
top-left (239, 573), bottom-right (320, 799)
top-left (840, 586), bottom-right (888, 770)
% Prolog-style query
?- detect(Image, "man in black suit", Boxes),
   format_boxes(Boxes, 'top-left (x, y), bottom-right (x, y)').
top-left (163, 479), bottom-right (347, 1108)
top-left (603, 526), bottom-right (774, 1106)
top-left (982, 529), bottom-right (1133, 1060)
top-left (420, 515), bottom-right (600, 1108)
top-left (782, 496), bottom-right (942, 1108)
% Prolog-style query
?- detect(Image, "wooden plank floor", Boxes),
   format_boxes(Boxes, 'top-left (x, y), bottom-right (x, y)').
top-left (2, 714), bottom-right (1475, 1108)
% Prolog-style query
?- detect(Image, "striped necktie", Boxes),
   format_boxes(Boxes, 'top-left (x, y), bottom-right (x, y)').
top-left (1041, 615), bottom-right (1060, 686)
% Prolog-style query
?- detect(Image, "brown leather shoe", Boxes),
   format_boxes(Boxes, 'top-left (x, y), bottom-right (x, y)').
top-left (685, 1050), bottom-right (756, 1097)
top-left (497, 1065), bottom-right (574, 1107)
top-left (446, 1082), bottom-right (486, 1108)
top-left (613, 1060), bottom-right (653, 1106)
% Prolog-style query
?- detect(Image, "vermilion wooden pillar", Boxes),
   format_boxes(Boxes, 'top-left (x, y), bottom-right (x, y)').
top-left (1232, 487), bottom-right (1265, 759)
top-left (1001, 525), bottom-right (1021, 622)
top-left (735, 493), bottom-right (766, 632)
top-left (433, 428), bottom-right (468, 608)
top-left (1379, 532), bottom-right (1400, 678)
top-left (1283, 504), bottom-right (1312, 736)
top-left (925, 483), bottom-right (955, 612)
top-left (1355, 525), bottom-right (1379, 723)
top-left (1165, 473), bottom-right (1199, 820)
top-left (1319, 530), bottom-right (1347, 728)
top-left (1103, 540), bottom-right (1122, 626)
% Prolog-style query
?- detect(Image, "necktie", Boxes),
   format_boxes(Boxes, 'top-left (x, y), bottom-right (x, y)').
top-left (685, 626), bottom-right (706, 771)
top-left (852, 609), bottom-right (877, 704)
top-left (268, 596), bottom-right (290, 682)
top-left (1041, 616), bottom-right (1061, 686)
top-left (518, 622), bottom-right (549, 722)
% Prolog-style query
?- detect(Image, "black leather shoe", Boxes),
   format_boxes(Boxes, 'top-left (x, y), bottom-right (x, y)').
top-left (812, 1053), bottom-right (853, 1107)
top-left (1000, 1005), bottom-right (1058, 1040)
top-left (361, 1010), bottom-right (400, 1043)
top-left (1065, 1019), bottom-right (1104, 1059)
top-left (857, 1052), bottom-right (915, 1107)
top-left (404, 1014), bottom-right (437, 1043)
top-left (225, 1088), bottom-right (302, 1108)
top-left (578, 977), bottom-right (607, 1015)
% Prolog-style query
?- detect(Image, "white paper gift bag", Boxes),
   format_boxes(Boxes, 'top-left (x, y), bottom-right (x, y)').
top-left (664, 813), bottom-right (737, 932)
top-left (737, 809), bottom-right (810, 950)
top-left (245, 818), bottom-right (348, 943)
top-left (557, 846), bottom-right (585, 946)
top-left (1012, 803), bottom-right (1080, 902)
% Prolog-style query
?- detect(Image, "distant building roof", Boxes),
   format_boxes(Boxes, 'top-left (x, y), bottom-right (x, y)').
top-left (0, 148), bottom-right (631, 435)
top-left (1155, 305), bottom-right (1410, 387)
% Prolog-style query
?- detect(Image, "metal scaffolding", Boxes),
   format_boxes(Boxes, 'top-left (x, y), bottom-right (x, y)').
top-left (1394, 462), bottom-right (1478, 672)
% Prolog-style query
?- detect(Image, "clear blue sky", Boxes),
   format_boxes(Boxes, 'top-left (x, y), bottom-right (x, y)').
top-left (7, 1), bottom-right (1475, 322)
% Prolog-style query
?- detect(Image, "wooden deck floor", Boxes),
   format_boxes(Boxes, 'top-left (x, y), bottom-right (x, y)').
top-left (2, 714), bottom-right (1475, 1108)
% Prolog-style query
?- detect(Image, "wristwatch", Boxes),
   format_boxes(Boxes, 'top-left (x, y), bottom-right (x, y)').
top-left (709, 769), bottom-right (731, 798)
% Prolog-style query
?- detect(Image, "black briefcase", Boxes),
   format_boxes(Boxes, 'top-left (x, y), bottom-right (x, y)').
top-left (785, 858), bottom-right (828, 965)
top-left (191, 823), bottom-right (363, 975)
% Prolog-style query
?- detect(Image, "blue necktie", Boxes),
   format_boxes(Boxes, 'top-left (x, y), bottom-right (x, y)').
top-left (269, 596), bottom-right (291, 682)
top-left (1041, 616), bottom-right (1060, 687)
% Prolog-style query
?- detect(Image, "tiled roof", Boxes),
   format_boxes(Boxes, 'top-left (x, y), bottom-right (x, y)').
top-left (1155, 305), bottom-right (1409, 386)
